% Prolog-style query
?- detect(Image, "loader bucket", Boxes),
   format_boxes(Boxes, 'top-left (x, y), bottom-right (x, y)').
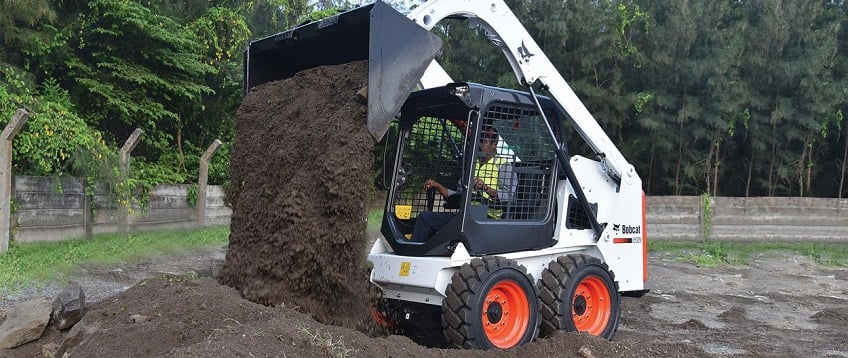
top-left (243, 1), bottom-right (442, 140)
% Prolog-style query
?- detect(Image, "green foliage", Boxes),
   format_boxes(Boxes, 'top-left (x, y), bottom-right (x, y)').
top-left (186, 184), bottom-right (199, 207)
top-left (4, 0), bottom-right (848, 198)
top-left (181, 7), bottom-right (246, 185)
top-left (125, 159), bottom-right (193, 210)
top-left (701, 192), bottom-right (713, 240)
top-left (0, 0), bottom-right (58, 71)
top-left (59, 0), bottom-right (216, 155)
top-left (0, 65), bottom-right (111, 177)
top-left (299, 8), bottom-right (343, 23)
top-left (207, 142), bottom-right (231, 185)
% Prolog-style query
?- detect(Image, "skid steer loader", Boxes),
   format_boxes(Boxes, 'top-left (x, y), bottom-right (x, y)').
top-left (243, 0), bottom-right (648, 350)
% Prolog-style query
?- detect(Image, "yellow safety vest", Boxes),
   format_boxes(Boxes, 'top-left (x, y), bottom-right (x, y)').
top-left (474, 157), bottom-right (505, 218)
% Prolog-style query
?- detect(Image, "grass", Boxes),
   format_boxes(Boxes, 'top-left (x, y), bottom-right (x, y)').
top-left (366, 207), bottom-right (383, 234)
top-left (3, 209), bottom-right (845, 295)
top-left (296, 326), bottom-right (357, 358)
top-left (365, 206), bottom-right (848, 268)
top-left (649, 240), bottom-right (848, 267)
top-left (0, 226), bottom-right (229, 293)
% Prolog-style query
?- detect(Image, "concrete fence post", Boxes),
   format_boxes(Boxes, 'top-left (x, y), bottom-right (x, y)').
top-left (83, 180), bottom-right (93, 239)
top-left (197, 139), bottom-right (222, 227)
top-left (118, 129), bottom-right (144, 234)
top-left (1, 109), bottom-right (30, 253)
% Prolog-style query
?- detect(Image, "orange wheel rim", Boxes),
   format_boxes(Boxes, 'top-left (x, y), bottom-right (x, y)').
top-left (482, 279), bottom-right (530, 348)
top-left (572, 275), bottom-right (611, 335)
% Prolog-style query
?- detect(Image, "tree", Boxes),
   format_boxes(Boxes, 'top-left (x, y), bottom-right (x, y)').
top-left (742, 0), bottom-right (840, 196)
top-left (0, 65), bottom-right (112, 177)
top-left (0, 0), bottom-right (58, 71)
top-left (49, 0), bottom-right (216, 163)
top-left (182, 7), bottom-right (251, 182)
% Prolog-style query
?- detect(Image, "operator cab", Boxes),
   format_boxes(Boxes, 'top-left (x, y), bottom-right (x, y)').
top-left (381, 83), bottom-right (566, 256)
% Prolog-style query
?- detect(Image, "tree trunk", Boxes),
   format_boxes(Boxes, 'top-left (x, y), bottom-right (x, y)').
top-left (675, 122), bottom-right (683, 195)
top-left (713, 136), bottom-right (721, 196)
top-left (675, 98), bottom-right (686, 195)
top-left (705, 133), bottom-right (716, 195)
top-left (648, 148), bottom-right (655, 194)
top-left (798, 132), bottom-right (808, 197)
top-left (745, 151), bottom-right (754, 197)
top-left (806, 131), bottom-right (813, 196)
top-left (768, 119), bottom-right (777, 197)
top-left (840, 134), bottom-right (848, 199)
top-left (176, 125), bottom-right (185, 172)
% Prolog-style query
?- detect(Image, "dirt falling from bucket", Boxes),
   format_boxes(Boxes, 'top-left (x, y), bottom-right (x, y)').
top-left (219, 61), bottom-right (375, 330)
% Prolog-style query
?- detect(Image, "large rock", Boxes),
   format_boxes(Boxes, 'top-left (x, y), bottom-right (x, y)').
top-left (0, 298), bottom-right (51, 349)
top-left (43, 320), bottom-right (98, 358)
top-left (50, 283), bottom-right (86, 330)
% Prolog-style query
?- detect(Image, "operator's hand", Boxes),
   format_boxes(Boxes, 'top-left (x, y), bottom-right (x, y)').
top-left (473, 178), bottom-right (486, 191)
top-left (423, 179), bottom-right (449, 199)
top-left (473, 178), bottom-right (496, 198)
top-left (423, 179), bottom-right (441, 191)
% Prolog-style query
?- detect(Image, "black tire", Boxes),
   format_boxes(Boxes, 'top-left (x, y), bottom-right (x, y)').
top-left (441, 256), bottom-right (540, 349)
top-left (538, 254), bottom-right (620, 339)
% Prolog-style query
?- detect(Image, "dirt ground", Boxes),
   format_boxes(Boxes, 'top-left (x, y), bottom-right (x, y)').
top-left (2, 243), bottom-right (846, 357)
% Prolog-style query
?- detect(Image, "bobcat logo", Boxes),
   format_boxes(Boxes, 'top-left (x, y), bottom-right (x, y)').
top-left (517, 41), bottom-right (535, 62)
top-left (612, 223), bottom-right (640, 234)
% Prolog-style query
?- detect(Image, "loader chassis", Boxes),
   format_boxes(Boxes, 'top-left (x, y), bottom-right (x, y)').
top-left (368, 83), bottom-right (647, 348)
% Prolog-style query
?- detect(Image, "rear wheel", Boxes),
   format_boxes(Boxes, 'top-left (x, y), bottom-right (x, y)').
top-left (538, 254), bottom-right (620, 339)
top-left (442, 256), bottom-right (540, 349)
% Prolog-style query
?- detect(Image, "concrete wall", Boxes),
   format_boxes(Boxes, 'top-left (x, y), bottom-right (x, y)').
top-left (11, 176), bottom-right (231, 243)
top-left (10, 177), bottom-right (848, 243)
top-left (648, 196), bottom-right (848, 242)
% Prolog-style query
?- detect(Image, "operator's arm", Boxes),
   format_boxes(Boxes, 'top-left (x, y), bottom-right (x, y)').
top-left (424, 179), bottom-right (451, 199)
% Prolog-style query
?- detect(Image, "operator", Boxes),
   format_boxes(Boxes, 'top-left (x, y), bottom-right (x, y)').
top-left (411, 125), bottom-right (511, 242)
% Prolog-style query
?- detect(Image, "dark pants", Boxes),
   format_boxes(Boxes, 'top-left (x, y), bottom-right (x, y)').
top-left (412, 211), bottom-right (455, 242)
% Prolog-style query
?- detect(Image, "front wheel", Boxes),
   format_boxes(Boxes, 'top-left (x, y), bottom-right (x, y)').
top-left (442, 256), bottom-right (540, 349)
top-left (538, 254), bottom-right (620, 339)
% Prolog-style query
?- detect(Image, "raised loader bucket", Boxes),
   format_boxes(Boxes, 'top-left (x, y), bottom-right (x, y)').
top-left (243, 1), bottom-right (442, 140)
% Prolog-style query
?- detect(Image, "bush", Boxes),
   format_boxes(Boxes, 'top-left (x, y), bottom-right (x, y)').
top-left (1, 65), bottom-right (111, 177)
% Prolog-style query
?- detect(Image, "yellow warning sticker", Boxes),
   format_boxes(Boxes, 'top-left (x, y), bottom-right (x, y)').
top-left (399, 262), bottom-right (411, 277)
top-left (395, 205), bottom-right (412, 219)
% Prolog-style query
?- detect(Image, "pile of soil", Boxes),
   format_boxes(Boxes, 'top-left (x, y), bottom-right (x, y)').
top-left (20, 276), bottom-right (707, 357)
top-left (219, 61), bottom-right (375, 331)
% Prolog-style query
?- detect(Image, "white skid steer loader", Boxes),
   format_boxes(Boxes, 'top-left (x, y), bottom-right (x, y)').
top-left (243, 0), bottom-right (648, 350)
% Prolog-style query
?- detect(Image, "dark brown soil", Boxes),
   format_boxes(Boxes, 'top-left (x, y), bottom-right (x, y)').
top-left (219, 61), bottom-right (375, 331)
top-left (10, 275), bottom-right (705, 358)
top-left (4, 249), bottom-right (846, 357)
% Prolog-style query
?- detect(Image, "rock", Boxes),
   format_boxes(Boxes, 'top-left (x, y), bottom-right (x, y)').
top-left (0, 298), bottom-right (52, 349)
top-left (128, 314), bottom-right (149, 324)
top-left (42, 342), bottom-right (60, 357)
top-left (50, 283), bottom-right (86, 331)
top-left (53, 321), bottom-right (97, 358)
top-left (578, 345), bottom-right (596, 358)
top-left (356, 86), bottom-right (368, 103)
